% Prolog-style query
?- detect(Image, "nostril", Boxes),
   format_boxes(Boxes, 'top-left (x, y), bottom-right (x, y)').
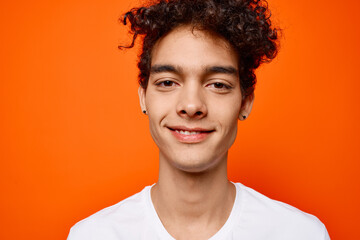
top-left (196, 111), bottom-right (202, 116)
top-left (180, 110), bottom-right (187, 114)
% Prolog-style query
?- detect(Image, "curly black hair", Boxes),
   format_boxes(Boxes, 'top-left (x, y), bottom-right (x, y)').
top-left (120, 0), bottom-right (279, 96)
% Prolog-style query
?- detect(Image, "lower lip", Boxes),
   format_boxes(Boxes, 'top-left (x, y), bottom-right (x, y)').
top-left (170, 129), bottom-right (212, 143)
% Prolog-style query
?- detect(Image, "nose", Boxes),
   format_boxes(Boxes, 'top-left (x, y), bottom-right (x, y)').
top-left (176, 85), bottom-right (207, 119)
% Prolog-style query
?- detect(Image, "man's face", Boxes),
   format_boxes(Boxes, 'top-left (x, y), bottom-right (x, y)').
top-left (139, 26), bottom-right (251, 173)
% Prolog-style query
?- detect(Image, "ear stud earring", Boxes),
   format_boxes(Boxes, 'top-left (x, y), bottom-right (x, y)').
top-left (142, 110), bottom-right (147, 114)
top-left (239, 113), bottom-right (247, 120)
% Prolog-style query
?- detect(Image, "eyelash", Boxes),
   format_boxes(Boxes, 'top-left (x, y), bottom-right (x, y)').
top-left (208, 82), bottom-right (232, 89)
top-left (155, 80), bottom-right (177, 87)
top-left (154, 80), bottom-right (232, 91)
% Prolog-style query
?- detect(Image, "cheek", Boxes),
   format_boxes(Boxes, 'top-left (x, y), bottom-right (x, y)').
top-left (145, 92), bottom-right (169, 118)
top-left (210, 95), bottom-right (241, 142)
top-left (145, 92), bottom-right (175, 142)
top-left (211, 96), bottom-right (241, 122)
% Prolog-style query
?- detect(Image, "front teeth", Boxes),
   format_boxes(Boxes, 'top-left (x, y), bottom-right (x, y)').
top-left (175, 130), bottom-right (201, 135)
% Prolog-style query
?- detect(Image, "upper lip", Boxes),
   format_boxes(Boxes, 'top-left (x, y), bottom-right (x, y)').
top-left (167, 126), bottom-right (215, 132)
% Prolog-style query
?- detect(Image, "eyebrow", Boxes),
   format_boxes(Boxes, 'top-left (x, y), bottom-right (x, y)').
top-left (150, 64), bottom-right (238, 76)
top-left (205, 66), bottom-right (238, 76)
top-left (150, 64), bottom-right (181, 74)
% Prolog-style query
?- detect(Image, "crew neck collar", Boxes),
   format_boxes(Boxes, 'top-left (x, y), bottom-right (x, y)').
top-left (145, 182), bottom-right (242, 239)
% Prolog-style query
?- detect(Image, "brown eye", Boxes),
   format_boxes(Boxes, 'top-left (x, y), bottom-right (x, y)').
top-left (162, 80), bottom-right (174, 87)
top-left (155, 80), bottom-right (178, 88)
top-left (206, 81), bottom-right (233, 93)
top-left (214, 82), bottom-right (225, 88)
top-left (211, 82), bottom-right (231, 89)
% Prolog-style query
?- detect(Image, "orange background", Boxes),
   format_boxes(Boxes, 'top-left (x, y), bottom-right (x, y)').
top-left (1, 0), bottom-right (359, 239)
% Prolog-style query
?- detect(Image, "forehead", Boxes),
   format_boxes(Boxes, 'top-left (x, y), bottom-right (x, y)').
top-left (150, 26), bottom-right (238, 71)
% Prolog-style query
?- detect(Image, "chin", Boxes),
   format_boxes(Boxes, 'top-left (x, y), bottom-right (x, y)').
top-left (169, 150), bottom-right (226, 173)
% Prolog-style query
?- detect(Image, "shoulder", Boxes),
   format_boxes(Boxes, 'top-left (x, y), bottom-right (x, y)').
top-left (234, 183), bottom-right (329, 239)
top-left (67, 186), bottom-right (151, 240)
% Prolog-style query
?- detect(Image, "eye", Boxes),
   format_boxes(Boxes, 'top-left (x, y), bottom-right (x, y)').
top-left (154, 80), bottom-right (178, 90)
top-left (208, 82), bottom-right (231, 89)
top-left (214, 82), bottom-right (226, 89)
top-left (162, 80), bottom-right (175, 87)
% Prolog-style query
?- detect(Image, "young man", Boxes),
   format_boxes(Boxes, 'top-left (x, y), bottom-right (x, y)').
top-left (68, 0), bottom-right (330, 239)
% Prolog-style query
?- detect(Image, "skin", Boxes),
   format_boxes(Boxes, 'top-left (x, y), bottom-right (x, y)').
top-left (138, 25), bottom-right (254, 240)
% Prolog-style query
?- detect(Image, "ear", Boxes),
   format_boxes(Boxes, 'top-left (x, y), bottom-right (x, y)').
top-left (138, 86), bottom-right (147, 113)
top-left (239, 92), bottom-right (254, 121)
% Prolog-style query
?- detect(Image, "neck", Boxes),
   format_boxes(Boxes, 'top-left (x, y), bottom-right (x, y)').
top-left (151, 152), bottom-right (235, 239)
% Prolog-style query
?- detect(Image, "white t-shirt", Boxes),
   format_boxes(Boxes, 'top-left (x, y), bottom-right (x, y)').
top-left (67, 182), bottom-right (330, 240)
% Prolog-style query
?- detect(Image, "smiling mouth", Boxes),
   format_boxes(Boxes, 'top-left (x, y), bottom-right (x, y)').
top-left (168, 127), bottom-right (214, 133)
top-left (174, 130), bottom-right (202, 135)
top-left (167, 127), bottom-right (214, 143)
